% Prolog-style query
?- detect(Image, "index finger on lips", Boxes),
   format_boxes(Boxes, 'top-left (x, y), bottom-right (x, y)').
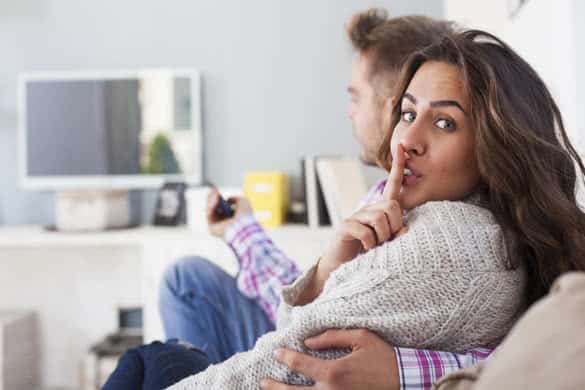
top-left (383, 143), bottom-right (405, 201)
top-left (385, 200), bottom-right (404, 236)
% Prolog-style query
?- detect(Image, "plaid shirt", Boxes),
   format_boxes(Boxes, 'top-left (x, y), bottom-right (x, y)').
top-left (224, 178), bottom-right (494, 389)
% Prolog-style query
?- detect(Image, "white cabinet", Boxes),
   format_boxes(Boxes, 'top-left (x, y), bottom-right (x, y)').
top-left (0, 224), bottom-right (333, 389)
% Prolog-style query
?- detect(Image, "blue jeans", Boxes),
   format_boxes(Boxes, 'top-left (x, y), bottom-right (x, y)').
top-left (158, 256), bottom-right (275, 364)
top-left (102, 340), bottom-right (210, 390)
top-left (104, 257), bottom-right (275, 388)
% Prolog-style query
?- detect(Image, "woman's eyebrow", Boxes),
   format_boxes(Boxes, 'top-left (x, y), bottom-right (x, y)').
top-left (430, 100), bottom-right (467, 115)
top-left (403, 92), bottom-right (466, 115)
top-left (404, 92), bottom-right (417, 104)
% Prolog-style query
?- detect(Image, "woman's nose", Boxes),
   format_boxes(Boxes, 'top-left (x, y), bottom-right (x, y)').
top-left (399, 124), bottom-right (425, 156)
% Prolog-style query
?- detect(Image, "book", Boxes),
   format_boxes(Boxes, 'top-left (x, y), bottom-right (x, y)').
top-left (315, 157), bottom-right (368, 228)
top-left (302, 157), bottom-right (330, 228)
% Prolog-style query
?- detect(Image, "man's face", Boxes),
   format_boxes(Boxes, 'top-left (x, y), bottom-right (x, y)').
top-left (348, 53), bottom-right (386, 166)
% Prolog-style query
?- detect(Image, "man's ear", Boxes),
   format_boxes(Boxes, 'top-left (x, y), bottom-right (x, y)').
top-left (380, 96), bottom-right (396, 132)
top-left (385, 96), bottom-right (395, 113)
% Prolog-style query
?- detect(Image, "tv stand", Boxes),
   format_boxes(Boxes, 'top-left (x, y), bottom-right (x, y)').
top-left (43, 223), bottom-right (140, 233)
top-left (54, 190), bottom-right (132, 232)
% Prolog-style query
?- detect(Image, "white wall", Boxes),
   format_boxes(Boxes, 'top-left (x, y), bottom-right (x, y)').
top-left (575, 0), bottom-right (585, 205)
top-left (576, 0), bottom-right (585, 151)
top-left (444, 0), bottom-right (509, 34)
top-left (0, 0), bottom-right (444, 226)
top-left (504, 1), bottom-right (578, 145)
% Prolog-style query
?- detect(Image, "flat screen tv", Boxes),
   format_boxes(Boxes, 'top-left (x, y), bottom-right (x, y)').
top-left (18, 68), bottom-right (202, 190)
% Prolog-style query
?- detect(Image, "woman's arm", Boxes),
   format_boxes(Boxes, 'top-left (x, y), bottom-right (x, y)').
top-left (295, 198), bottom-right (407, 306)
top-left (295, 147), bottom-right (408, 306)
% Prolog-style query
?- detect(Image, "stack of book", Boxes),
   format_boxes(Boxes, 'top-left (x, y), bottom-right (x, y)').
top-left (244, 171), bottom-right (289, 228)
top-left (0, 311), bottom-right (40, 390)
top-left (302, 156), bottom-right (368, 228)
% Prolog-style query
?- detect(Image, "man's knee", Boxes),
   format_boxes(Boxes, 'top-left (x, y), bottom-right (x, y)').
top-left (160, 256), bottom-right (225, 300)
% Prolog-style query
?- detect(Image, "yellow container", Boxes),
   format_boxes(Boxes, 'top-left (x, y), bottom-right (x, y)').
top-left (244, 171), bottom-right (289, 228)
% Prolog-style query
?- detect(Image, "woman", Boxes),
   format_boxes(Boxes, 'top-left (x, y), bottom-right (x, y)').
top-left (104, 29), bottom-right (585, 389)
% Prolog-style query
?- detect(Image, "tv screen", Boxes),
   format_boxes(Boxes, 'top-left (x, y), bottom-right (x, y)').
top-left (18, 69), bottom-right (202, 190)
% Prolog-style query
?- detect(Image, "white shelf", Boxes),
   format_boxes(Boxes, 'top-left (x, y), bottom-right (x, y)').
top-left (0, 224), bottom-right (333, 248)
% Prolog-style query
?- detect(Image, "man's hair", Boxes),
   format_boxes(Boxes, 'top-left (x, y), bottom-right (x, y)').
top-left (347, 8), bottom-right (455, 98)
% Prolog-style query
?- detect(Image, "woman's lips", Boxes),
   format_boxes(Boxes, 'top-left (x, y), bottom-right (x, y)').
top-left (403, 174), bottom-right (421, 186)
top-left (403, 163), bottom-right (422, 187)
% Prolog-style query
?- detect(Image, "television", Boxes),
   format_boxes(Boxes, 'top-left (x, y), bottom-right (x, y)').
top-left (18, 68), bottom-right (203, 191)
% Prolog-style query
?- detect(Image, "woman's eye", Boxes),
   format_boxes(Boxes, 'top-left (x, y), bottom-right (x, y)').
top-left (436, 118), bottom-right (455, 130)
top-left (401, 111), bottom-right (416, 123)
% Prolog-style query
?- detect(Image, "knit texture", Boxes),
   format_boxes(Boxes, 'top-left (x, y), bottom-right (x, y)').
top-left (168, 198), bottom-right (526, 389)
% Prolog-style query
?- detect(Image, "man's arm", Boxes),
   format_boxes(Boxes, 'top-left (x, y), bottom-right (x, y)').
top-left (215, 178), bottom-right (387, 320)
top-left (206, 188), bottom-right (301, 324)
top-left (395, 346), bottom-right (492, 389)
top-left (225, 214), bottom-right (302, 323)
top-left (261, 329), bottom-right (494, 390)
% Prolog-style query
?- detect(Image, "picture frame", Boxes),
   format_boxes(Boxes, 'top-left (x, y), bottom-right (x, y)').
top-left (152, 182), bottom-right (187, 226)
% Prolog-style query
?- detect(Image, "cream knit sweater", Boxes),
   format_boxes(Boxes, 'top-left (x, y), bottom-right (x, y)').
top-left (168, 198), bottom-right (527, 389)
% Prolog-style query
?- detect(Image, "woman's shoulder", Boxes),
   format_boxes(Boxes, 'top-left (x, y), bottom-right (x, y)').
top-left (397, 198), bottom-right (513, 274)
top-left (406, 196), bottom-right (497, 228)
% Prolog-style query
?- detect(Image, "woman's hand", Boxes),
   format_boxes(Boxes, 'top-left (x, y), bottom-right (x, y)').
top-left (318, 143), bottom-right (410, 276)
top-left (296, 144), bottom-right (409, 305)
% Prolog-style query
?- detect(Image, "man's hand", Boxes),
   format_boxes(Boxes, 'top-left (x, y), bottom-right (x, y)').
top-left (260, 329), bottom-right (400, 390)
top-left (206, 187), bottom-right (252, 238)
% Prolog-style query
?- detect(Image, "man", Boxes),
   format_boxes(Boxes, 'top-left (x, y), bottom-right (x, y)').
top-left (159, 9), bottom-right (492, 390)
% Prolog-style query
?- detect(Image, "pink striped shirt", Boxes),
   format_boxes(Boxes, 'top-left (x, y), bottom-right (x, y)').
top-left (224, 178), bottom-right (494, 389)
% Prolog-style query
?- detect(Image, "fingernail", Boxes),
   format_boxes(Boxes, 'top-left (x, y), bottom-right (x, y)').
top-left (260, 379), bottom-right (267, 389)
top-left (273, 349), bottom-right (282, 359)
top-left (404, 152), bottom-right (410, 159)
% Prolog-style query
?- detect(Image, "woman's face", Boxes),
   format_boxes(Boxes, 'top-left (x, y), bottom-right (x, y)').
top-left (391, 60), bottom-right (480, 211)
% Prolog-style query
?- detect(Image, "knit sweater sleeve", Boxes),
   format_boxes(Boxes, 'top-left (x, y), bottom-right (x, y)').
top-left (167, 200), bottom-right (526, 389)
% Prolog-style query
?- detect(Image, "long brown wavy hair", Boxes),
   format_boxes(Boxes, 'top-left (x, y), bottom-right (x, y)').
top-left (377, 30), bottom-right (585, 305)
